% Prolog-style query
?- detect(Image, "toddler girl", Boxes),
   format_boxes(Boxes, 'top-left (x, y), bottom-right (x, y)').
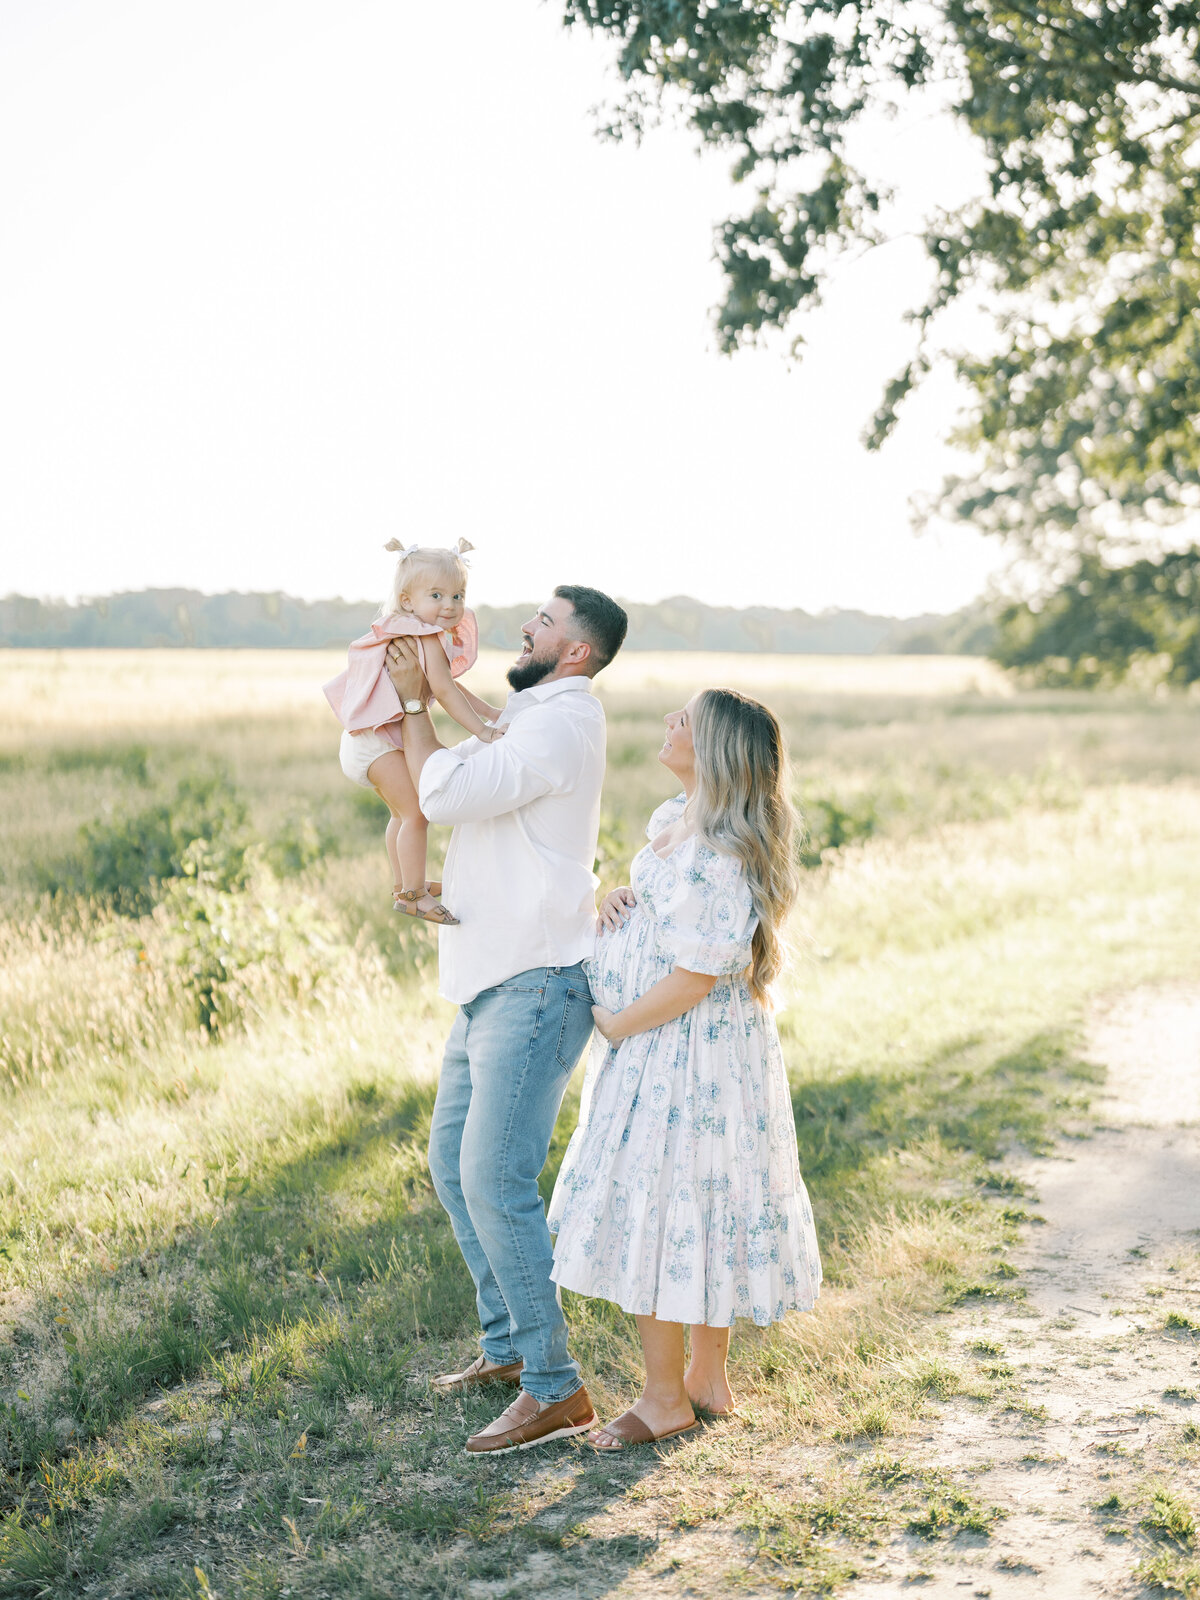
top-left (323, 538), bottom-right (504, 925)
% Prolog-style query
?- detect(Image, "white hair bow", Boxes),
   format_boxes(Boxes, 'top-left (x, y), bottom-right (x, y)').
top-left (383, 537), bottom-right (475, 564)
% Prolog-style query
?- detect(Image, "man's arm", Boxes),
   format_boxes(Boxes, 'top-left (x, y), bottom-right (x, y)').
top-left (418, 706), bottom-right (584, 825)
top-left (385, 638), bottom-right (445, 789)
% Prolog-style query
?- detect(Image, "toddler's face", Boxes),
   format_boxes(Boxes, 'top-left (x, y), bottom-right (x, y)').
top-left (404, 578), bottom-right (466, 629)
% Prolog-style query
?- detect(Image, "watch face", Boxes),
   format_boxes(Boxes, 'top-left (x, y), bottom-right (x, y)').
top-left (403, 698), bottom-right (425, 714)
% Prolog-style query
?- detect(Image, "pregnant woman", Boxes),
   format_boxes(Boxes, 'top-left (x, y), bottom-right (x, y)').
top-left (548, 687), bottom-right (822, 1450)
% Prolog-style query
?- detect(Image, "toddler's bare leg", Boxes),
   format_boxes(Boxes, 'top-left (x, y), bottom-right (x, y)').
top-left (383, 812), bottom-right (403, 892)
top-left (366, 751), bottom-right (446, 918)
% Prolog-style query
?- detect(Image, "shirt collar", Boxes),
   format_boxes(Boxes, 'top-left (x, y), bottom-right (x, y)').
top-left (505, 676), bottom-right (593, 714)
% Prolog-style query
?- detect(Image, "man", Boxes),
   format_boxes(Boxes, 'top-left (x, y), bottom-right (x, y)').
top-left (386, 585), bottom-right (628, 1455)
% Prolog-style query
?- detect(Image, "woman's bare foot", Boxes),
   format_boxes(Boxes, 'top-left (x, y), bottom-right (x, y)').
top-left (588, 1396), bottom-right (695, 1450)
top-left (684, 1369), bottom-right (736, 1416)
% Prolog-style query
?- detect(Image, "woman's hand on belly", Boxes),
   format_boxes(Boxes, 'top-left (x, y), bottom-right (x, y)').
top-left (591, 1004), bottom-right (622, 1044)
top-left (591, 967), bottom-right (719, 1045)
top-left (596, 885), bottom-right (637, 933)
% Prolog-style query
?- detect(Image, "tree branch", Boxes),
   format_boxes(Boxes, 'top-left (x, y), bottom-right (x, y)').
top-left (989, 0), bottom-right (1200, 102)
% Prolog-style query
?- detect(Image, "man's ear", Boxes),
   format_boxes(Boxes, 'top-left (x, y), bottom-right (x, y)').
top-left (566, 638), bottom-right (592, 666)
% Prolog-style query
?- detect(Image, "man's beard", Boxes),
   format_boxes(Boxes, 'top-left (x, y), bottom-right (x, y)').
top-left (507, 645), bottom-right (559, 692)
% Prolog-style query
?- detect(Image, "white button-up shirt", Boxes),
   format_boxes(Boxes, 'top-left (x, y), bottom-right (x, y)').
top-left (418, 676), bottom-right (606, 1005)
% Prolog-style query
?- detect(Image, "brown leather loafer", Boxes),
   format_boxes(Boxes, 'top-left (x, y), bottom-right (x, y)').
top-left (464, 1385), bottom-right (596, 1455)
top-left (431, 1353), bottom-right (524, 1395)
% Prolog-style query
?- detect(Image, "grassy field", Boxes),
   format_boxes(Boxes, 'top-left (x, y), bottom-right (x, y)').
top-left (1, 649), bottom-right (1199, 1598)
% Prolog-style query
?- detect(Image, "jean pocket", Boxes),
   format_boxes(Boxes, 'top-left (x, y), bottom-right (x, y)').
top-left (555, 987), bottom-right (594, 1070)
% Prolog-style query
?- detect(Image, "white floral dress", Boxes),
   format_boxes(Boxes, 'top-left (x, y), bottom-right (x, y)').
top-left (548, 795), bottom-right (822, 1327)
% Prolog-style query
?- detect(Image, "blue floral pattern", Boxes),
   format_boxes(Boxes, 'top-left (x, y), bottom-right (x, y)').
top-left (548, 795), bottom-right (822, 1327)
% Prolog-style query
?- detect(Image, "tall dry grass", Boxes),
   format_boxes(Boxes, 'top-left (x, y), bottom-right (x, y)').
top-left (1, 650), bottom-right (1199, 1598)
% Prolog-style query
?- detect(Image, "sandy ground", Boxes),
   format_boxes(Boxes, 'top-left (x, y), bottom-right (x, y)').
top-left (834, 984), bottom-right (1200, 1600)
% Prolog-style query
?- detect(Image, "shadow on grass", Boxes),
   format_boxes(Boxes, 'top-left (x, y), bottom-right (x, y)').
top-left (0, 1069), bottom-right (673, 1598)
top-left (0, 1024), bottom-right (1102, 1597)
top-left (790, 1030), bottom-right (1101, 1202)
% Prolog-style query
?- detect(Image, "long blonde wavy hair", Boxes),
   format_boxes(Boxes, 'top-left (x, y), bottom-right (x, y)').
top-left (688, 688), bottom-right (801, 1003)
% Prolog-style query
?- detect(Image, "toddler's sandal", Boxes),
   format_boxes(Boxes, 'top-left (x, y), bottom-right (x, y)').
top-left (394, 889), bottom-right (459, 926)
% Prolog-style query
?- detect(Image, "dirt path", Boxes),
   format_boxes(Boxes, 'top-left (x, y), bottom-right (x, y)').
top-left (837, 985), bottom-right (1200, 1599)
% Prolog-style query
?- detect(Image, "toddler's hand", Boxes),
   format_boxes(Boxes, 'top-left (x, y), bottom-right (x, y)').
top-left (478, 723), bottom-right (506, 743)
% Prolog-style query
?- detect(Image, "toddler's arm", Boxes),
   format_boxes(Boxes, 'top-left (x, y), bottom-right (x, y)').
top-left (423, 645), bottom-right (505, 743)
top-left (456, 684), bottom-right (505, 723)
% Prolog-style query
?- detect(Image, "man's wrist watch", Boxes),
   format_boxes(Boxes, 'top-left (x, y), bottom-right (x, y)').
top-left (402, 698), bottom-right (428, 715)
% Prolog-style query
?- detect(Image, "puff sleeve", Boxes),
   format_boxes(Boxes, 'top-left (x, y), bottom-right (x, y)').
top-left (645, 793), bottom-right (687, 840)
top-left (443, 609), bottom-right (479, 679)
top-left (653, 840), bottom-right (757, 976)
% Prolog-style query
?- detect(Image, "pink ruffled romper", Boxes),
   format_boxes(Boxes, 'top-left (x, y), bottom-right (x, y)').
top-left (323, 610), bottom-right (479, 788)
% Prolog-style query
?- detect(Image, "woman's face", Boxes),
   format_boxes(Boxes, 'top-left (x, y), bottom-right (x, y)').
top-left (659, 694), bottom-right (700, 780)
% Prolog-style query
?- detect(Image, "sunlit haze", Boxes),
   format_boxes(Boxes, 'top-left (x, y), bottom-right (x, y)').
top-left (1, 1), bottom-right (1006, 617)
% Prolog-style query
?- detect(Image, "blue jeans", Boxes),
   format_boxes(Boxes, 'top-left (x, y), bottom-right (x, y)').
top-left (427, 964), bottom-right (594, 1403)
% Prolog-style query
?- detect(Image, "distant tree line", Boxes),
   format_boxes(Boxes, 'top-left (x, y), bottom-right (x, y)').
top-left (0, 590), bottom-right (991, 655)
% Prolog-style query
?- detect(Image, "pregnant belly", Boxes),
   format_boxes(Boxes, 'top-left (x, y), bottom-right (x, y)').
top-left (587, 908), bottom-right (668, 1012)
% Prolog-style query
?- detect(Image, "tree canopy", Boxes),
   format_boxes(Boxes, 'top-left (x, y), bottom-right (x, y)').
top-left (992, 544), bottom-right (1200, 682)
top-left (565, 1), bottom-right (1200, 560)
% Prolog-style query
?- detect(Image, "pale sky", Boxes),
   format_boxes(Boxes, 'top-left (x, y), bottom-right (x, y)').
top-left (0, 1), bottom-right (1007, 617)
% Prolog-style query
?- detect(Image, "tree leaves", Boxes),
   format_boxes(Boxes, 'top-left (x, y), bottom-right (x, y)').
top-left (992, 546), bottom-right (1200, 683)
top-left (568, 0), bottom-right (1200, 556)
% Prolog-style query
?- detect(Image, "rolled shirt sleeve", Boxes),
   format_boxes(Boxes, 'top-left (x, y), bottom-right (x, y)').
top-left (418, 707), bottom-right (584, 826)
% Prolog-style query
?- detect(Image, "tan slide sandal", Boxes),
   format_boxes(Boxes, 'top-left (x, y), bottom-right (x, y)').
top-left (586, 1409), bottom-right (699, 1452)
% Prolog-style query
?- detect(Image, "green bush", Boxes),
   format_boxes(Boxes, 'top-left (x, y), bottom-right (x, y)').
top-left (39, 773), bottom-right (250, 913)
top-left (799, 790), bottom-right (880, 868)
top-left (161, 843), bottom-right (340, 1034)
top-left (262, 811), bottom-right (328, 878)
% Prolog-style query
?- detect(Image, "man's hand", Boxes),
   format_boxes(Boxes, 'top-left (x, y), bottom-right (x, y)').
top-left (386, 637), bottom-right (430, 706)
top-left (386, 637), bottom-right (443, 788)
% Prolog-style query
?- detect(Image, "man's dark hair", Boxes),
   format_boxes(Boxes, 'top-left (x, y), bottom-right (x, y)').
top-left (554, 585), bottom-right (628, 674)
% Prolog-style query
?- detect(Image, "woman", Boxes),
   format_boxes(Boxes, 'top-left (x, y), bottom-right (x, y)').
top-left (548, 687), bottom-right (821, 1450)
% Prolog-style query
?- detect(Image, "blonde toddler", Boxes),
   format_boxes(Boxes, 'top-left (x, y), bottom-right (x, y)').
top-left (323, 539), bottom-right (503, 924)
